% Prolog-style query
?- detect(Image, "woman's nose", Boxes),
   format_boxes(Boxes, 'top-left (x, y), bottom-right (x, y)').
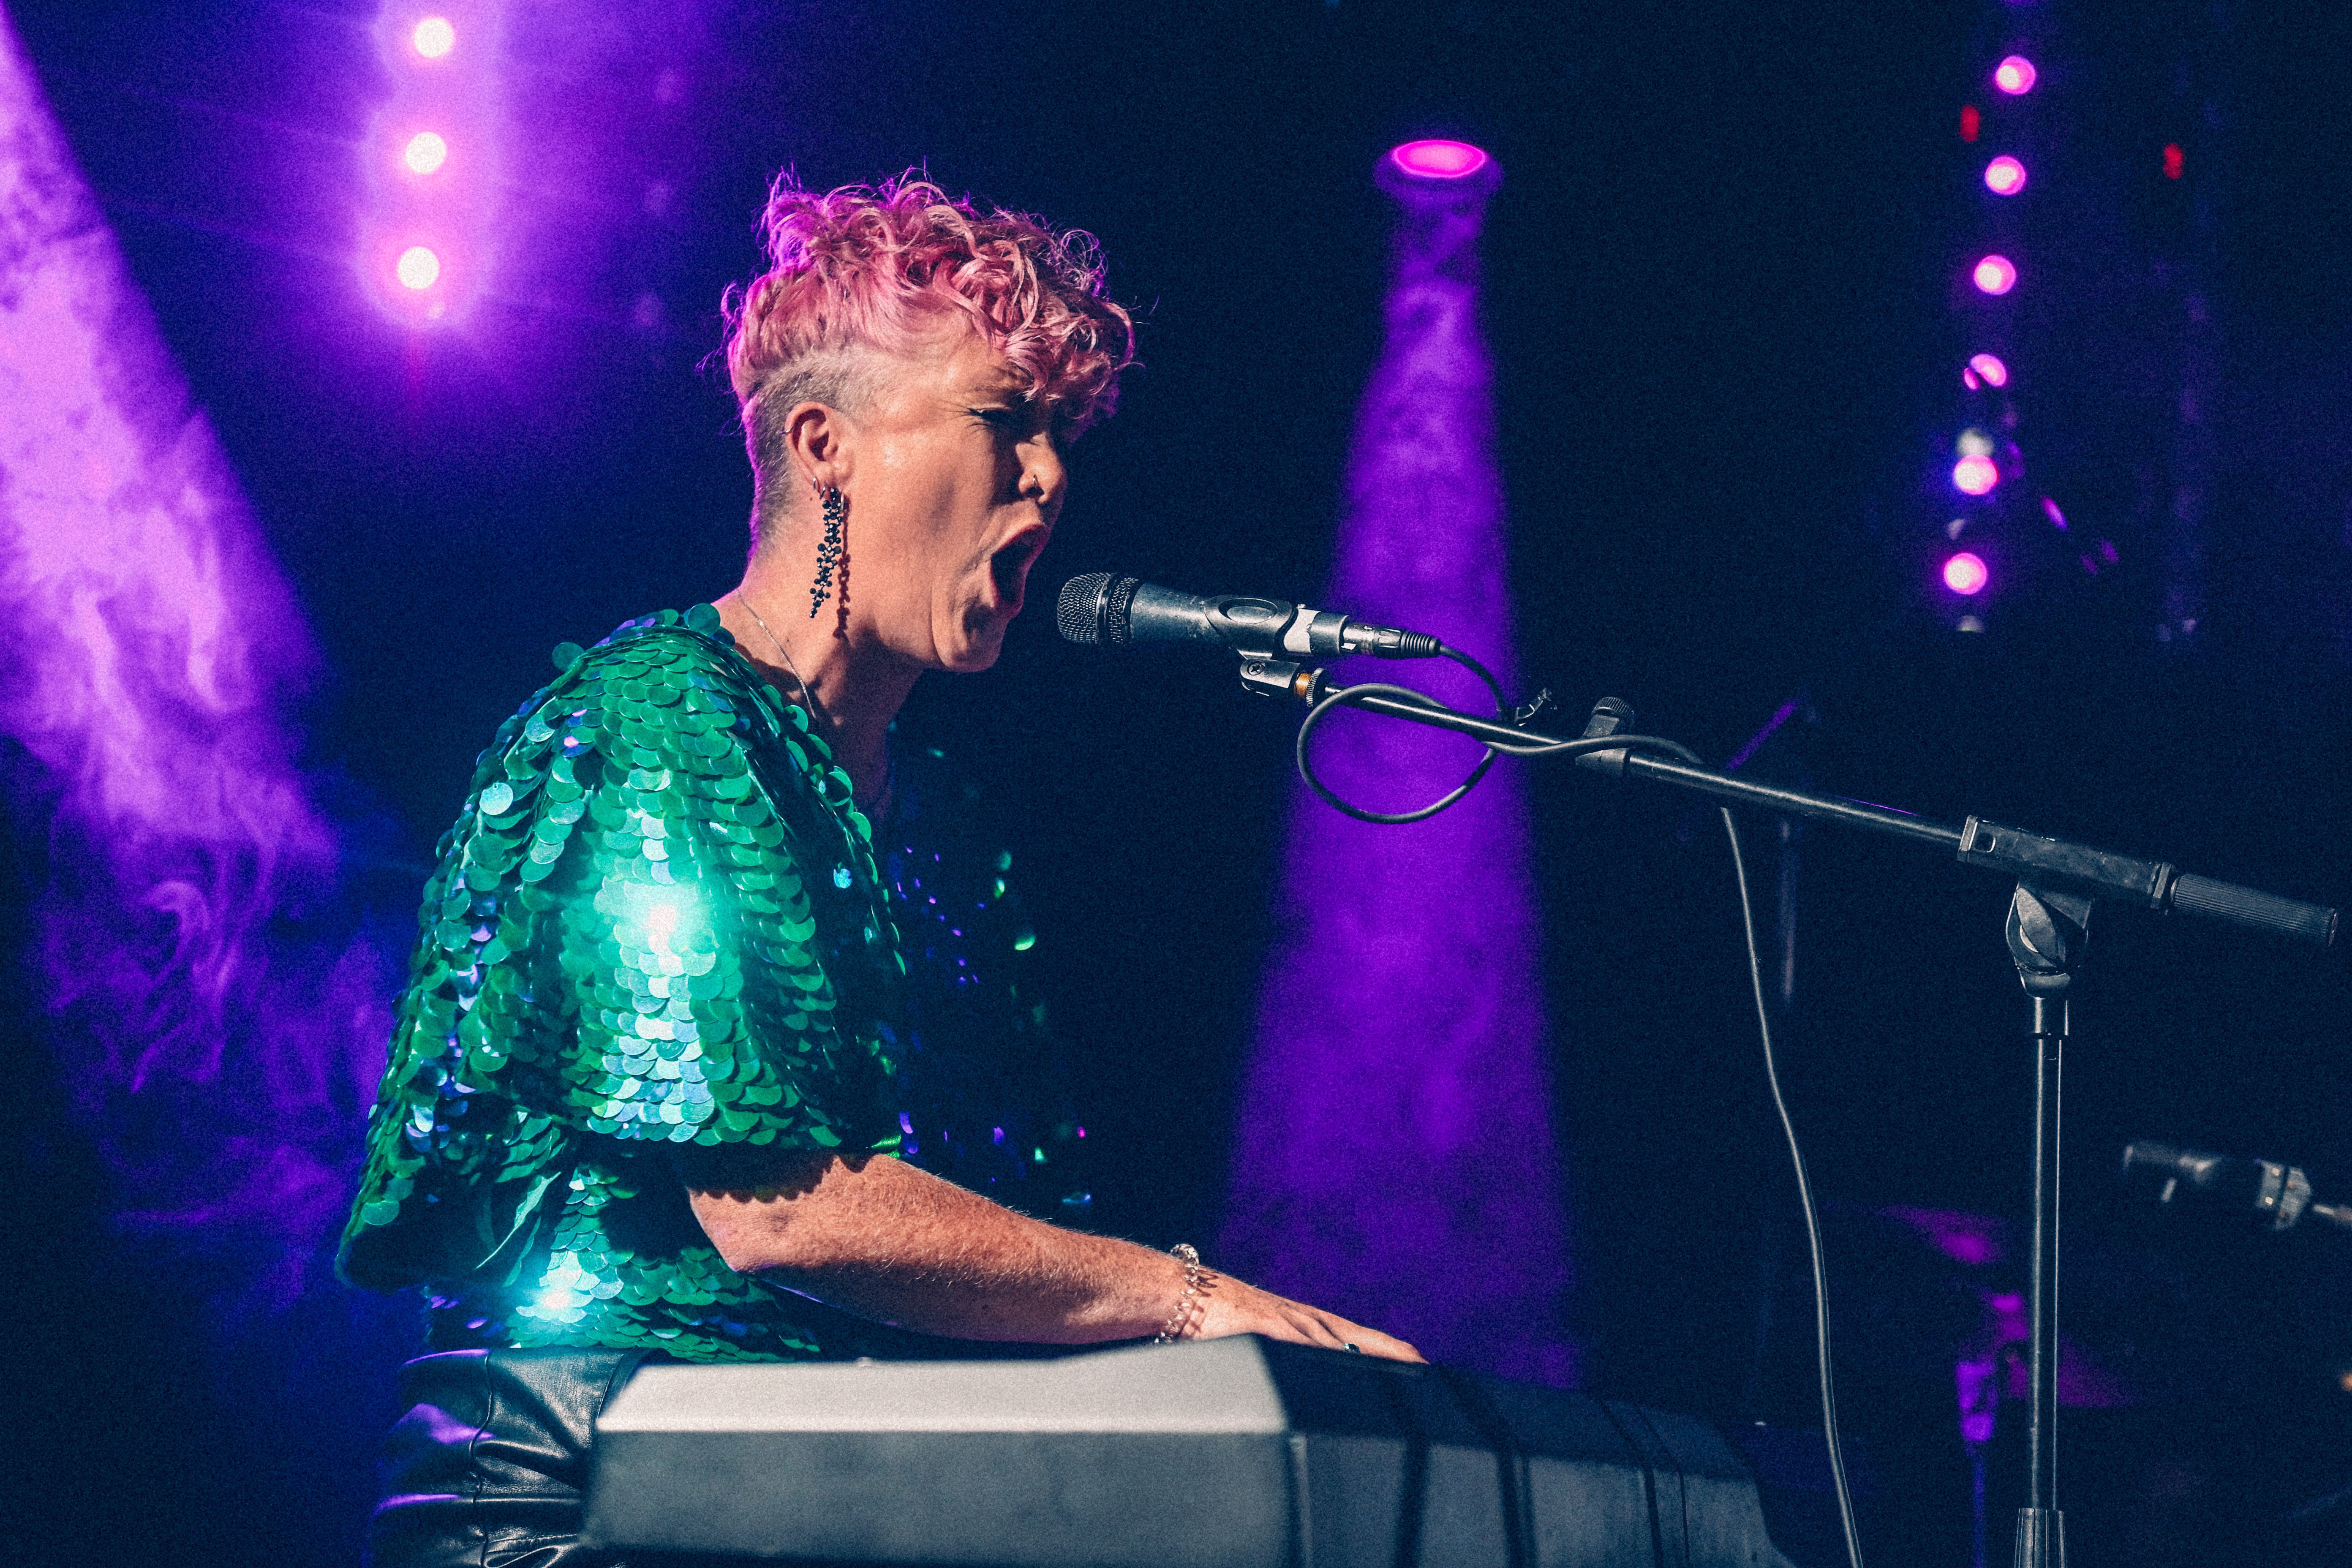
top-left (1019, 434), bottom-right (1066, 511)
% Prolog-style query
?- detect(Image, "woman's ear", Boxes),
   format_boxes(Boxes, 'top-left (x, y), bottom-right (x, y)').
top-left (782, 400), bottom-right (852, 493)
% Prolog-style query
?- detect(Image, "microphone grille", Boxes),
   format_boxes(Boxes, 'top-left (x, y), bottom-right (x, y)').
top-left (1057, 573), bottom-right (1113, 645)
top-left (1056, 573), bottom-right (1143, 647)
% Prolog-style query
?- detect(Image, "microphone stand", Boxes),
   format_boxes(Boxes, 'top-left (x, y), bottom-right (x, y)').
top-left (1240, 655), bottom-right (2341, 1568)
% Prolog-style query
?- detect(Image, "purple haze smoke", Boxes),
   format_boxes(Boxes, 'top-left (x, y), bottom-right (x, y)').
top-left (1221, 150), bottom-right (1574, 1382)
top-left (0, 8), bottom-right (392, 1259)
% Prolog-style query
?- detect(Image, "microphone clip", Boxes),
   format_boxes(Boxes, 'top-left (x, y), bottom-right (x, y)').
top-left (1237, 657), bottom-right (1328, 704)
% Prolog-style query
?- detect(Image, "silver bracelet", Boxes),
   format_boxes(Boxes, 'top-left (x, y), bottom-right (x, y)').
top-left (1155, 1243), bottom-right (1207, 1344)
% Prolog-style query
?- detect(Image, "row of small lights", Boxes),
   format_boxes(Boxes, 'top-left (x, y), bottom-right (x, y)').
top-left (1941, 52), bottom-right (2184, 609)
top-left (1940, 53), bottom-right (2036, 607)
top-left (383, 14), bottom-right (462, 313)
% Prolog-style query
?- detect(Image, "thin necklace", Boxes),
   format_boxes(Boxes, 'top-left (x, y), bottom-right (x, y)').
top-left (737, 591), bottom-right (828, 730)
top-left (735, 591), bottom-right (895, 821)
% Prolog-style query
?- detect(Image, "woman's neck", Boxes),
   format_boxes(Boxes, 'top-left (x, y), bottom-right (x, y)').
top-left (713, 583), bottom-right (915, 812)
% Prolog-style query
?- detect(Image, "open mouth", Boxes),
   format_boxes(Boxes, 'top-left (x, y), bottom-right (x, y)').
top-left (989, 530), bottom-right (1048, 610)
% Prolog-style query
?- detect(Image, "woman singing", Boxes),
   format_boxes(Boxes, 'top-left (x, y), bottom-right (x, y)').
top-left (342, 173), bottom-right (1418, 1566)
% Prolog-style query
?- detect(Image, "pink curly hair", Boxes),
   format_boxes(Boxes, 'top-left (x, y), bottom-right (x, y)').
top-left (723, 172), bottom-right (1137, 542)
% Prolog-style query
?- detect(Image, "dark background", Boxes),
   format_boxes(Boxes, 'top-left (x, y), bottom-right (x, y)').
top-left (6, 1), bottom-right (2352, 1563)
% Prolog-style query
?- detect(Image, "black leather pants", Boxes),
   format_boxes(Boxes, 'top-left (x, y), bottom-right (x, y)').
top-left (371, 1346), bottom-right (690, 1568)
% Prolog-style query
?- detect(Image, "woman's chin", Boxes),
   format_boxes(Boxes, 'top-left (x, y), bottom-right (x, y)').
top-left (939, 619), bottom-right (1007, 673)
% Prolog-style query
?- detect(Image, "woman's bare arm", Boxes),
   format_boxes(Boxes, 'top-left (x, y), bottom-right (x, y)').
top-left (681, 1150), bottom-right (1422, 1361)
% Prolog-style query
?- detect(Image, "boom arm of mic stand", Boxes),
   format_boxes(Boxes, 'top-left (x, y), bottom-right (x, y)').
top-left (1279, 672), bottom-right (2341, 950)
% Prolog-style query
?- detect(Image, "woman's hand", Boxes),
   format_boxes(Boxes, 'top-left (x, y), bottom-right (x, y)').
top-left (685, 1151), bottom-right (1425, 1361)
top-left (1189, 1271), bottom-right (1424, 1363)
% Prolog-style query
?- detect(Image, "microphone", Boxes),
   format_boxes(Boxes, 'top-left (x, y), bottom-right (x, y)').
top-left (2122, 1140), bottom-right (2352, 1234)
top-left (1057, 572), bottom-right (1442, 660)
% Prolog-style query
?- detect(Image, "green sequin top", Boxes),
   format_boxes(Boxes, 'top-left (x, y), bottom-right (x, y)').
top-left (337, 605), bottom-right (909, 1362)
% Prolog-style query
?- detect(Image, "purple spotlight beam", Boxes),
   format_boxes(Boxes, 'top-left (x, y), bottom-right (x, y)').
top-left (1222, 144), bottom-right (1574, 1385)
top-left (0, 6), bottom-right (390, 1258)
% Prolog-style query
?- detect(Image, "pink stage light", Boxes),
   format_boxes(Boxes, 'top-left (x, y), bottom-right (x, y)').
top-left (1960, 103), bottom-right (1980, 142)
top-left (395, 245), bottom-right (441, 290)
top-left (403, 131), bottom-right (448, 175)
top-left (1944, 552), bottom-right (1991, 595)
top-left (1984, 155), bottom-right (2027, 196)
top-left (1953, 455), bottom-right (2000, 495)
top-left (1388, 139), bottom-right (1489, 180)
top-left (413, 16), bottom-right (455, 58)
top-left (2163, 143), bottom-right (2184, 180)
top-left (1994, 55), bottom-right (2036, 95)
top-left (1968, 352), bottom-right (2009, 387)
top-left (1973, 254), bottom-right (2017, 295)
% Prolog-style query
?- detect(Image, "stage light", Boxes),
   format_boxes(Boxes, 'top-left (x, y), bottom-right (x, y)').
top-left (1993, 55), bottom-right (2036, 95)
top-left (413, 16), bottom-right (455, 58)
top-left (1231, 134), bottom-right (1564, 1377)
top-left (1973, 254), bottom-right (2017, 295)
top-left (1953, 455), bottom-right (1999, 495)
top-left (2041, 496), bottom-right (2068, 531)
top-left (2164, 143), bottom-right (2184, 180)
top-left (1957, 428), bottom-right (1994, 458)
top-left (1968, 353), bottom-right (2009, 387)
top-left (1984, 155), bottom-right (2027, 196)
top-left (1387, 139), bottom-right (1489, 179)
top-left (403, 131), bottom-right (447, 175)
top-left (1944, 552), bottom-right (1990, 595)
top-left (1960, 104), bottom-right (1980, 142)
top-left (396, 245), bottom-right (441, 290)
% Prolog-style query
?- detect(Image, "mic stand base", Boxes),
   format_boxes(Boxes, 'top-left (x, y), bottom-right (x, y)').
top-left (2013, 1506), bottom-right (2066, 1568)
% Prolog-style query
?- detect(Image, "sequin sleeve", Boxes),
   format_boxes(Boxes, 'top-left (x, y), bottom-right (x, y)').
top-left (339, 605), bottom-right (903, 1293)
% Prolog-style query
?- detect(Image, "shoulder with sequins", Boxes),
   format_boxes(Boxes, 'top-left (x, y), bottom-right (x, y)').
top-left (550, 607), bottom-right (792, 746)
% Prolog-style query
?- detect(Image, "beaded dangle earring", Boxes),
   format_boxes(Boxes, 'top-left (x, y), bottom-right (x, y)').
top-left (809, 485), bottom-right (845, 616)
top-left (831, 512), bottom-right (852, 643)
